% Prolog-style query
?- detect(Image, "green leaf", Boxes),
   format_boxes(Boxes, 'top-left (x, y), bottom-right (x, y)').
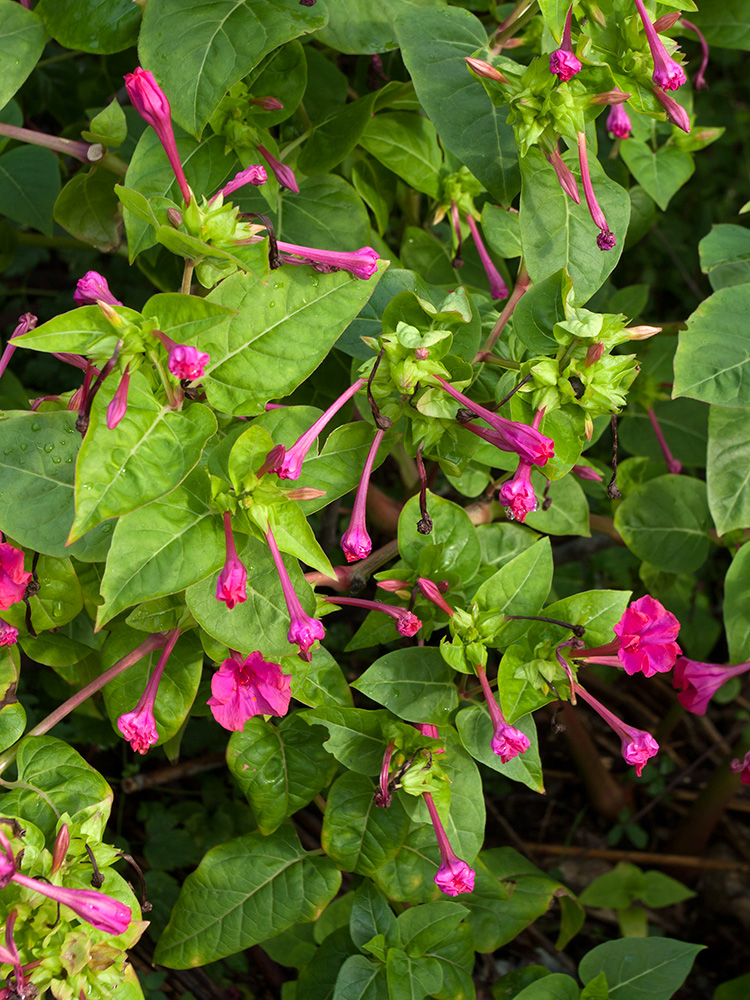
top-left (0, 0), bottom-right (47, 111)
top-left (524, 470), bottom-right (591, 537)
top-left (142, 292), bottom-right (236, 343)
top-left (83, 98), bottom-right (128, 147)
top-left (619, 399), bottom-right (708, 469)
top-left (707, 406), bottom-right (750, 534)
top-left (352, 647), bottom-right (459, 725)
top-left (692, 2), bottom-right (750, 49)
top-left (715, 974), bottom-right (750, 1000)
top-left (202, 264), bottom-right (386, 416)
top-left (101, 627), bottom-right (204, 746)
top-left (699, 224), bottom-right (750, 290)
top-left (273, 502), bottom-right (335, 579)
top-left (315, 0), bottom-right (408, 54)
top-left (542, 590), bottom-right (631, 648)
top-left (293, 421), bottom-right (390, 515)
top-left (301, 708), bottom-right (393, 776)
top-left (0, 735), bottom-right (112, 843)
top-left (513, 975), bottom-right (581, 1000)
top-left (333, 955), bottom-right (389, 1000)
top-left (395, 901), bottom-right (468, 958)
top-left (482, 203), bottom-right (522, 259)
top-left (723, 542), bottom-right (750, 662)
top-left (386, 948), bottom-right (443, 1000)
top-left (138, 0), bottom-right (328, 137)
top-left (620, 141), bottom-right (694, 211)
top-left (371, 825), bottom-right (442, 905)
top-left (227, 713), bottom-right (339, 835)
top-left (350, 881), bottom-right (397, 950)
top-left (322, 771), bottom-right (411, 875)
top-left (14, 304), bottom-right (142, 359)
top-left (519, 147), bottom-right (630, 304)
top-left (297, 926), bottom-right (360, 1000)
top-left (456, 705), bottom-right (544, 793)
top-left (0, 647), bottom-right (25, 753)
top-left (0, 146), bottom-right (61, 236)
top-left (395, 5), bottom-right (520, 204)
top-left (360, 112), bottom-right (442, 199)
top-left (424, 921), bottom-right (475, 1000)
top-left (186, 534), bottom-right (315, 659)
top-left (70, 372), bottom-right (216, 541)
top-left (614, 475), bottom-right (712, 573)
top-left (537, 1), bottom-right (569, 38)
top-left (53, 167), bottom-right (123, 252)
top-left (473, 538), bottom-right (553, 621)
top-left (579, 863), bottom-right (693, 910)
top-left (578, 938), bottom-right (704, 1000)
top-left (275, 174), bottom-right (373, 249)
top-left (0, 410), bottom-right (112, 561)
top-left (512, 270), bottom-right (567, 354)
top-left (398, 492), bottom-right (481, 582)
top-left (154, 825), bottom-right (341, 968)
top-left (673, 285), bottom-right (750, 406)
top-left (36, 0), bottom-right (139, 53)
top-left (298, 91), bottom-right (379, 176)
top-left (289, 647), bottom-right (353, 709)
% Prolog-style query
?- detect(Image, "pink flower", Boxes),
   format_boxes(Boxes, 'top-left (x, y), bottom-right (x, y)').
top-left (0, 313), bottom-right (37, 382)
top-left (730, 751), bottom-right (750, 786)
top-left (325, 596), bottom-right (422, 638)
top-left (424, 792), bottom-right (475, 896)
top-left (476, 664), bottom-right (530, 763)
top-left (653, 86), bottom-right (691, 133)
top-left (435, 376), bottom-right (555, 466)
top-left (251, 96), bottom-right (284, 111)
top-left (577, 131), bottom-right (615, 251)
top-left (499, 459), bottom-right (538, 523)
top-left (216, 512), bottom-right (247, 610)
top-left (264, 378), bottom-right (365, 480)
top-left (106, 366), bottom-right (130, 430)
top-left (168, 344), bottom-right (210, 380)
top-left (673, 657), bottom-right (750, 715)
top-left (417, 578), bottom-right (454, 617)
top-left (549, 6), bottom-right (581, 81)
top-left (124, 67), bottom-right (191, 203)
top-left (575, 683), bottom-right (659, 776)
top-left (579, 595), bottom-right (681, 677)
top-left (0, 619), bottom-right (18, 646)
top-left (341, 428), bottom-right (384, 563)
top-left (417, 724), bottom-right (440, 739)
top-left (571, 464), bottom-right (603, 482)
top-left (266, 526), bottom-right (325, 659)
top-left (633, 0), bottom-right (687, 91)
top-left (546, 146), bottom-right (581, 203)
top-left (257, 144), bottom-right (299, 193)
top-left (118, 630), bottom-right (181, 754)
top-left (12, 871), bottom-right (131, 935)
top-left (210, 164), bottom-right (267, 204)
top-left (606, 102), bottom-right (632, 139)
top-left (0, 544), bottom-right (32, 610)
top-left (465, 215), bottom-right (508, 299)
top-left (208, 651), bottom-right (291, 730)
top-left (277, 240), bottom-right (380, 280)
top-left (681, 18), bottom-right (709, 90)
top-left (73, 271), bottom-right (122, 307)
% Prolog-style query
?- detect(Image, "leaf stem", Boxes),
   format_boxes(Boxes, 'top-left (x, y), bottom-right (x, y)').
top-left (476, 262), bottom-right (530, 360)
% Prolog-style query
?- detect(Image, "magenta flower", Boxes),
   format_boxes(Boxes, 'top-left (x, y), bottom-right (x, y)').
top-left (73, 271), bottom-right (122, 307)
top-left (465, 215), bottom-right (508, 299)
top-left (607, 101), bottom-right (632, 139)
top-left (633, 0), bottom-right (687, 91)
top-left (549, 5), bottom-right (582, 82)
top-left (435, 376), bottom-right (555, 466)
top-left (417, 723), bottom-right (440, 739)
top-left (681, 18), bottom-right (709, 90)
top-left (575, 683), bottom-right (659, 776)
top-left (476, 664), bottom-right (530, 762)
top-left (0, 619), bottom-right (18, 646)
top-left (277, 240), bottom-right (380, 280)
top-left (12, 871), bottom-right (132, 934)
top-left (571, 464), bottom-right (603, 482)
top-left (266, 526), bottom-right (325, 659)
top-left (124, 67), bottom-right (191, 203)
top-left (325, 595), bottom-right (422, 638)
top-left (500, 459), bottom-right (538, 523)
top-left (546, 146), bottom-right (581, 203)
top-left (265, 378), bottom-right (365, 480)
top-left (417, 578), bottom-right (454, 617)
top-left (653, 86), bottom-right (691, 133)
top-left (210, 164), bottom-right (267, 204)
top-left (423, 792), bottom-right (475, 896)
top-left (208, 651), bottom-right (292, 730)
top-left (376, 741), bottom-right (395, 808)
top-left (579, 595), bottom-right (681, 677)
top-left (0, 313), bottom-right (37, 382)
top-left (106, 366), bottom-right (130, 430)
top-left (577, 131), bottom-right (615, 251)
top-left (1, 911), bottom-right (24, 992)
top-left (647, 405), bottom-right (682, 474)
top-left (216, 512), bottom-right (247, 610)
top-left (673, 657), bottom-right (750, 716)
top-left (341, 428), bottom-right (384, 563)
top-left (257, 144), bottom-right (299, 193)
top-left (118, 629), bottom-right (181, 754)
top-left (730, 751), bottom-right (750, 786)
top-left (168, 344), bottom-right (210, 380)
top-left (0, 543), bottom-right (32, 610)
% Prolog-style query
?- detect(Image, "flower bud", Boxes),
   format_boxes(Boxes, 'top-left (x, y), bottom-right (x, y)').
top-left (51, 823), bottom-right (70, 873)
top-left (465, 57), bottom-right (508, 83)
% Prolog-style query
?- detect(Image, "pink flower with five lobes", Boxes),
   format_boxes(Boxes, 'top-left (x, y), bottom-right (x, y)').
top-left (208, 651), bottom-right (292, 731)
top-left (673, 657), bottom-right (750, 715)
top-left (633, 0), bottom-right (687, 91)
top-left (124, 67), bottom-right (191, 203)
top-left (118, 629), bottom-right (181, 754)
top-left (73, 271), bottom-right (122, 307)
top-left (0, 544), bottom-right (32, 610)
top-left (215, 512), bottom-right (248, 610)
top-left (549, 6), bottom-right (582, 82)
top-left (577, 594), bottom-right (681, 677)
top-left (423, 792), bottom-right (475, 897)
top-left (168, 344), bottom-right (211, 380)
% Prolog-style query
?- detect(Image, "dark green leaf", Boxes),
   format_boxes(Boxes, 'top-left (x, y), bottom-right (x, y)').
top-left (456, 705), bottom-right (543, 792)
top-left (0, 146), bottom-right (60, 236)
top-left (707, 406), bottom-right (750, 534)
top-left (723, 542), bottom-right (750, 662)
top-left (0, 1), bottom-right (47, 110)
top-left (578, 938), bottom-right (704, 1000)
top-left (332, 955), bottom-right (389, 1000)
top-left (620, 140), bottom-right (694, 211)
top-left (301, 708), bottom-right (393, 776)
top-left (54, 167), bottom-right (122, 252)
top-left (353, 647), bottom-right (459, 725)
top-left (360, 112), bottom-right (442, 199)
top-left (349, 881), bottom-right (397, 950)
top-left (699, 223), bottom-right (750, 290)
top-left (36, 0), bottom-right (139, 53)
top-left (386, 948), bottom-right (443, 1000)
top-left (398, 492), bottom-right (481, 582)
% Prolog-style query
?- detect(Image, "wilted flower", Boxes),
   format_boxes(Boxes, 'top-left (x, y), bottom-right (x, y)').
top-left (0, 313), bottom-right (37, 382)
top-left (633, 0), bottom-right (687, 91)
top-left (476, 664), bottom-right (530, 762)
top-left (266, 526), bottom-right (325, 659)
top-left (546, 146), bottom-right (581, 203)
top-left (606, 101), bottom-right (632, 139)
top-left (277, 240), bottom-right (380, 280)
top-left (215, 512), bottom-right (247, 610)
top-left (74, 271), bottom-right (122, 307)
top-left (118, 630), bottom-right (181, 754)
top-left (423, 792), bottom-right (475, 896)
top-left (575, 683), bottom-right (659, 776)
top-left (341, 429), bottom-right (384, 563)
top-left (210, 164), bottom-right (267, 204)
top-left (0, 619), bottom-right (18, 646)
top-left (325, 596), bottom-right (422, 637)
top-left (208, 651), bottom-right (292, 730)
top-left (500, 459), bottom-right (538, 523)
top-left (577, 131), bottom-right (615, 250)
top-left (549, 5), bottom-right (582, 82)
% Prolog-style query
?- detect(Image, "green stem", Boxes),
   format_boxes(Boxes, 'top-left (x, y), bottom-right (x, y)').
top-left (476, 262), bottom-right (530, 360)
top-left (98, 152), bottom-right (128, 179)
top-left (0, 633), bottom-right (168, 777)
top-left (181, 259), bottom-right (195, 295)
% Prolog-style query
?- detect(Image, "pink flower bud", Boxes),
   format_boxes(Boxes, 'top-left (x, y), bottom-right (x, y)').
top-left (106, 367), bottom-right (130, 430)
top-left (653, 86), bottom-right (690, 133)
top-left (124, 67), bottom-right (191, 203)
top-left (341, 429), bottom-right (384, 563)
top-left (585, 342), bottom-right (605, 366)
top-left (417, 578), bottom-right (454, 616)
top-left (257, 144), bottom-right (299, 193)
top-left (1, 313), bottom-right (38, 382)
top-left (606, 102), bottom-right (632, 139)
top-left (74, 271), bottom-right (122, 307)
top-left (633, 0), bottom-right (687, 90)
top-left (251, 96), bottom-right (285, 111)
top-left (465, 57), bottom-right (508, 83)
top-left (118, 630), bottom-right (180, 754)
top-left (325, 596), bottom-right (422, 639)
top-left (476, 664), bottom-right (530, 763)
top-left (424, 792), bottom-right (475, 896)
top-left (51, 824), bottom-right (70, 873)
top-left (266, 526), bottom-right (325, 659)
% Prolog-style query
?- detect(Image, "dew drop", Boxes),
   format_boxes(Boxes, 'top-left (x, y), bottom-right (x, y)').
top-left (51, 456), bottom-right (62, 465)
top-left (30, 422), bottom-right (41, 432)
top-left (43, 443), bottom-right (54, 453)
top-left (19, 443), bottom-right (27, 451)
top-left (269, 301), bottom-right (275, 308)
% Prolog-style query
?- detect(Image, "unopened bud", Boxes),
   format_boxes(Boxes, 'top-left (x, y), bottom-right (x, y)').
top-left (87, 143), bottom-right (104, 162)
top-left (585, 342), bottom-right (604, 366)
top-left (98, 301), bottom-right (122, 326)
top-left (590, 90), bottom-right (631, 105)
top-left (625, 324), bottom-right (661, 340)
top-left (286, 487), bottom-right (327, 500)
top-left (51, 823), bottom-right (70, 874)
top-left (415, 347), bottom-right (430, 360)
top-left (251, 96), bottom-right (284, 111)
top-left (167, 207), bottom-right (183, 227)
top-left (653, 11), bottom-right (681, 32)
top-left (585, 414), bottom-right (594, 441)
top-left (377, 579), bottom-right (409, 593)
top-left (588, 5), bottom-right (607, 26)
top-left (465, 57), bottom-right (508, 83)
